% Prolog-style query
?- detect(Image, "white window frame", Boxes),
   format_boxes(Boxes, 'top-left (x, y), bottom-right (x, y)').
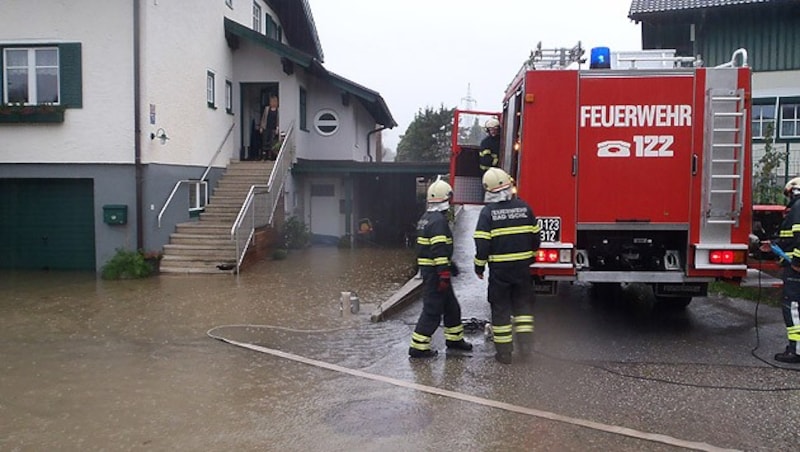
top-left (225, 80), bottom-right (233, 114)
top-left (2, 47), bottom-right (60, 105)
top-left (752, 103), bottom-right (776, 140)
top-left (780, 103), bottom-right (800, 139)
top-left (206, 71), bottom-right (216, 108)
top-left (252, 2), bottom-right (262, 33)
top-left (314, 109), bottom-right (340, 136)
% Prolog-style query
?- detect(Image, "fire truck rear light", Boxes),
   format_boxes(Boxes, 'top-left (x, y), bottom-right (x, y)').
top-left (535, 248), bottom-right (571, 264)
top-left (536, 249), bottom-right (559, 263)
top-left (709, 249), bottom-right (746, 265)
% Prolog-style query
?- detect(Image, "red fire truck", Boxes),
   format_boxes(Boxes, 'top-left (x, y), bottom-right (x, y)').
top-left (450, 45), bottom-right (752, 307)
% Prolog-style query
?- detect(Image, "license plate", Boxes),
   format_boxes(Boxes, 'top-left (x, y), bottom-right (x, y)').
top-left (537, 217), bottom-right (561, 242)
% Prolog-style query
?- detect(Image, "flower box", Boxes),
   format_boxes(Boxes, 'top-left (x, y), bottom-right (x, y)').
top-left (0, 104), bottom-right (66, 123)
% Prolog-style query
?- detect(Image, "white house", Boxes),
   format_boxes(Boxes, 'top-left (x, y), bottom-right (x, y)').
top-left (0, 0), bottom-right (397, 272)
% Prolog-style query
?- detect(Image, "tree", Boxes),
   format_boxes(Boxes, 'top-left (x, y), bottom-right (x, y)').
top-left (753, 123), bottom-right (785, 204)
top-left (396, 105), bottom-right (454, 162)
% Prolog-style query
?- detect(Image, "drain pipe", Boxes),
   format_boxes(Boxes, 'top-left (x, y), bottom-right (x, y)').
top-left (366, 125), bottom-right (389, 163)
top-left (133, 0), bottom-right (144, 250)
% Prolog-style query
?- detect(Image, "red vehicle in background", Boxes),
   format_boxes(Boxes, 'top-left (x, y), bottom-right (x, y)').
top-left (450, 45), bottom-right (753, 307)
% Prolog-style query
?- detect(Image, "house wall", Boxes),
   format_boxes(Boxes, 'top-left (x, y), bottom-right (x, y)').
top-left (0, 0), bottom-right (134, 164)
top-left (298, 81), bottom-right (377, 162)
top-left (140, 0), bottom-right (239, 167)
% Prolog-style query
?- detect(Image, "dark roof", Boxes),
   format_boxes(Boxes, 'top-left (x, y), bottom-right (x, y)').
top-left (629, 0), bottom-right (781, 18)
top-left (267, 0), bottom-right (324, 62)
top-left (224, 18), bottom-right (395, 128)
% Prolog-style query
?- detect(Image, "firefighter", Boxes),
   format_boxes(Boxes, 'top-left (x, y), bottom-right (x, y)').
top-left (408, 179), bottom-right (472, 358)
top-left (479, 118), bottom-right (501, 172)
top-left (773, 177), bottom-right (800, 364)
top-left (474, 167), bottom-right (541, 364)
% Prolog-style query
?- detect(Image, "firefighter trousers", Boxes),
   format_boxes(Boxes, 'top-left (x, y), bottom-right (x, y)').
top-left (488, 263), bottom-right (535, 355)
top-left (411, 270), bottom-right (463, 350)
top-left (781, 268), bottom-right (800, 354)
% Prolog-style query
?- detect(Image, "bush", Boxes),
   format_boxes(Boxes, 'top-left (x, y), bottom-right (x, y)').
top-left (101, 248), bottom-right (159, 280)
top-left (282, 216), bottom-right (310, 249)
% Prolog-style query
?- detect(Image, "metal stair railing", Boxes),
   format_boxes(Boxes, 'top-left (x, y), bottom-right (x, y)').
top-left (230, 122), bottom-right (296, 273)
top-left (157, 122), bottom-right (235, 228)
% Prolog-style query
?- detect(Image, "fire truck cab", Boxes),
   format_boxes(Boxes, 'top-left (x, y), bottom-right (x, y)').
top-left (450, 44), bottom-right (753, 306)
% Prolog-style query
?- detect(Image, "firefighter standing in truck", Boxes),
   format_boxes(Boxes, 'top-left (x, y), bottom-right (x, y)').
top-left (479, 118), bottom-right (501, 172)
top-left (408, 179), bottom-right (473, 359)
top-left (474, 168), bottom-right (541, 364)
top-left (773, 177), bottom-right (800, 364)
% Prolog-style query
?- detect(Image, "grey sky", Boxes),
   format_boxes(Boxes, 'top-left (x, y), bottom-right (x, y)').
top-left (308, 0), bottom-right (642, 153)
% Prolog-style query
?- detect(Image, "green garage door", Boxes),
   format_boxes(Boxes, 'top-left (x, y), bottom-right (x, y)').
top-left (0, 178), bottom-right (96, 270)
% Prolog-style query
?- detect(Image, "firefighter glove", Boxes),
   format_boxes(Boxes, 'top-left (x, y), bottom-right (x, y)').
top-left (437, 270), bottom-right (451, 292)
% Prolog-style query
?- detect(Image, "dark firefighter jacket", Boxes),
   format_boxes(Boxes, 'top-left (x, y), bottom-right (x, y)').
top-left (479, 134), bottom-right (500, 171)
top-left (474, 197), bottom-right (541, 274)
top-left (416, 210), bottom-right (453, 275)
top-left (776, 197), bottom-right (800, 268)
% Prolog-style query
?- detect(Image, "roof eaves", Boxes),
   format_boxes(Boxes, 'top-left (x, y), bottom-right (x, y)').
top-left (224, 17), bottom-right (314, 68)
top-left (628, 0), bottom-right (776, 20)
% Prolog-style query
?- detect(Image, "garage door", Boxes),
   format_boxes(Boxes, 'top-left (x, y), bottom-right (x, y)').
top-left (0, 178), bottom-right (95, 270)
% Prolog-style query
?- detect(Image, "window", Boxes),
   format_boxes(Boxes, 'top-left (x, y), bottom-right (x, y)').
top-left (3, 47), bottom-right (59, 105)
top-left (299, 87), bottom-right (307, 131)
top-left (314, 109), bottom-right (339, 136)
top-left (252, 2), bottom-right (262, 33)
top-left (225, 80), bottom-right (233, 114)
top-left (1, 43), bottom-right (81, 111)
top-left (206, 71), bottom-right (215, 108)
top-left (752, 103), bottom-right (776, 139)
top-left (265, 14), bottom-right (278, 40)
top-left (780, 103), bottom-right (800, 139)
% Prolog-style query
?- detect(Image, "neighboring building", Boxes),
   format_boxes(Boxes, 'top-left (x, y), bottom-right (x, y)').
top-left (0, 0), bottom-right (413, 272)
top-left (628, 0), bottom-right (800, 183)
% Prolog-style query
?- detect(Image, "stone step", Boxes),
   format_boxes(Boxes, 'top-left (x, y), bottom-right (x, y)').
top-left (175, 223), bottom-right (232, 234)
top-left (168, 234), bottom-right (235, 246)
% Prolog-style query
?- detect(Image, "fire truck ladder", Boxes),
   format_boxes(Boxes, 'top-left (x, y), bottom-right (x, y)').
top-left (704, 88), bottom-right (746, 226)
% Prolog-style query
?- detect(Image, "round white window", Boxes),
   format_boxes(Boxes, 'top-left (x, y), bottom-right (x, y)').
top-left (314, 109), bottom-right (339, 136)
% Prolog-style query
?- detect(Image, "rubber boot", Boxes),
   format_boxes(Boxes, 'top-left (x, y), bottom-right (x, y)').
top-left (409, 347), bottom-right (438, 359)
top-left (446, 339), bottom-right (473, 351)
top-left (774, 346), bottom-right (800, 363)
top-left (495, 342), bottom-right (513, 364)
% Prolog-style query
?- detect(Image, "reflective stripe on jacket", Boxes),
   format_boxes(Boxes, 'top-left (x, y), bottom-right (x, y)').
top-left (416, 210), bottom-right (453, 274)
top-left (474, 197), bottom-right (541, 273)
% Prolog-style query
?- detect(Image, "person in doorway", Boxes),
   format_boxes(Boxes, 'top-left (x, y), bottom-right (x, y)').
top-left (772, 177), bottom-right (800, 364)
top-left (408, 179), bottom-right (472, 358)
top-left (259, 94), bottom-right (280, 160)
top-left (474, 167), bottom-right (541, 364)
top-left (479, 118), bottom-right (501, 172)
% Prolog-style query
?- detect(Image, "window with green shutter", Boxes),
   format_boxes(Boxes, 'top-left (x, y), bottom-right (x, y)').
top-left (0, 42), bottom-right (81, 108)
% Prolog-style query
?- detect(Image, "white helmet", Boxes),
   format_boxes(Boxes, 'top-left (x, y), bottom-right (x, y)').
top-left (427, 179), bottom-right (453, 203)
top-left (484, 118), bottom-right (500, 129)
top-left (482, 167), bottom-right (513, 193)
top-left (785, 177), bottom-right (800, 197)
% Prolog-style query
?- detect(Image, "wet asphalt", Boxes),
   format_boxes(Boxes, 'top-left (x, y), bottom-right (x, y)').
top-left (1, 205), bottom-right (799, 451)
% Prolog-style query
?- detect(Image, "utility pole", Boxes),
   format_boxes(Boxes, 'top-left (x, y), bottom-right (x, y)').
top-left (460, 83), bottom-right (477, 110)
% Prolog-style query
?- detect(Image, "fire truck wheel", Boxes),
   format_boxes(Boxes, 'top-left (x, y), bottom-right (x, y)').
top-left (654, 296), bottom-right (692, 310)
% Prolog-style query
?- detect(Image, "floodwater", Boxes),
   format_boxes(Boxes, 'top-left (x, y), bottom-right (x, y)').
top-left (2, 207), bottom-right (798, 451)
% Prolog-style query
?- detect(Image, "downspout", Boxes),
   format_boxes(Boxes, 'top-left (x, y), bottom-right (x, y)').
top-left (133, 0), bottom-right (144, 250)
top-left (366, 125), bottom-right (389, 163)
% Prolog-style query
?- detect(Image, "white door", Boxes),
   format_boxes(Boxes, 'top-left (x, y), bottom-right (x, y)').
top-left (309, 181), bottom-right (340, 238)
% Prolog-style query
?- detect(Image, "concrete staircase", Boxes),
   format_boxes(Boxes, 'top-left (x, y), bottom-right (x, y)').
top-left (160, 161), bottom-right (274, 274)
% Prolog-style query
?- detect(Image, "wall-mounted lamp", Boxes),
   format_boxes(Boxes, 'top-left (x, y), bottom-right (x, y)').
top-left (150, 128), bottom-right (169, 145)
